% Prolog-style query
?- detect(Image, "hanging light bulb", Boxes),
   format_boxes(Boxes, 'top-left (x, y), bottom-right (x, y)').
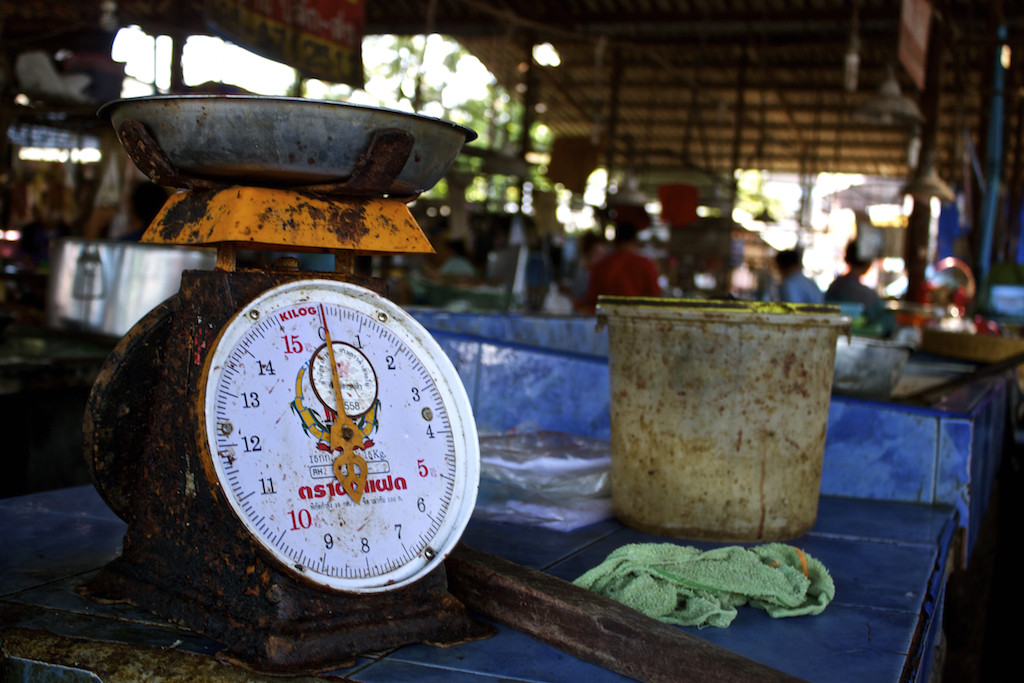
top-left (906, 127), bottom-right (922, 168)
top-left (844, 33), bottom-right (860, 92)
top-left (843, 4), bottom-right (861, 92)
top-left (853, 65), bottom-right (924, 126)
top-left (100, 1), bottom-right (118, 32)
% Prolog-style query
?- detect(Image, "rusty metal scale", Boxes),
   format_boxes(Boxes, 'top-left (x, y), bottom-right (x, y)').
top-left (78, 96), bottom-right (493, 672)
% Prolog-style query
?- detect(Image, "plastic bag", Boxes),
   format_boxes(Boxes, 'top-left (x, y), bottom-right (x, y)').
top-left (474, 421), bottom-right (612, 531)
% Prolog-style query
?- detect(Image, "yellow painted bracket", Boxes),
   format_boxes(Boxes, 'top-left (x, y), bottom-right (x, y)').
top-left (142, 186), bottom-right (434, 255)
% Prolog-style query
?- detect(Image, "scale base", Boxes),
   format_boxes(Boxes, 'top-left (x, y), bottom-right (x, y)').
top-left (81, 554), bottom-right (492, 673)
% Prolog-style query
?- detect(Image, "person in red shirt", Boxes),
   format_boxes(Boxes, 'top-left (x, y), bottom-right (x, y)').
top-left (582, 222), bottom-right (661, 312)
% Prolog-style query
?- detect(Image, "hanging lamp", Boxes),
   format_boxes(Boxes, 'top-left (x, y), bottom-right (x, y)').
top-left (608, 172), bottom-right (647, 206)
top-left (902, 166), bottom-right (955, 203)
top-left (854, 65), bottom-right (924, 125)
top-left (608, 135), bottom-right (648, 206)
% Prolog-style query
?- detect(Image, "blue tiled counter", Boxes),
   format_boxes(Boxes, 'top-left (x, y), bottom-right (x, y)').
top-left (1, 309), bottom-right (1007, 682)
top-left (822, 380), bottom-right (1006, 565)
top-left (1, 486), bottom-right (954, 682)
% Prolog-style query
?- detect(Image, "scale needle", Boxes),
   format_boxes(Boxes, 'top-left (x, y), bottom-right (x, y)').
top-left (320, 304), bottom-right (368, 504)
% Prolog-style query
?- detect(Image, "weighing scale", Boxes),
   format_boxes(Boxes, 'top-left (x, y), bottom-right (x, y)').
top-left (79, 96), bottom-right (492, 672)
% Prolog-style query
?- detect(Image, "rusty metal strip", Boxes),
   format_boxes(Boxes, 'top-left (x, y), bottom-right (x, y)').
top-left (116, 120), bottom-right (222, 190)
top-left (300, 127), bottom-right (416, 197)
top-left (445, 544), bottom-right (807, 683)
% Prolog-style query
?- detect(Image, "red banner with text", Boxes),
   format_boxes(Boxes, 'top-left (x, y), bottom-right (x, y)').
top-left (205, 0), bottom-right (365, 87)
top-left (898, 0), bottom-right (931, 91)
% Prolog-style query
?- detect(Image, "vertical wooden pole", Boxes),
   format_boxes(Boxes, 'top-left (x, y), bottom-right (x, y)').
top-left (730, 46), bottom-right (749, 182)
top-left (519, 34), bottom-right (536, 213)
top-left (904, 12), bottom-right (946, 302)
top-left (169, 32), bottom-right (185, 94)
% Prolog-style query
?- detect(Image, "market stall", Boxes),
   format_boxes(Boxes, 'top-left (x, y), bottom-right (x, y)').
top-left (3, 3), bottom-right (1024, 682)
top-left (1, 313), bottom-right (1013, 681)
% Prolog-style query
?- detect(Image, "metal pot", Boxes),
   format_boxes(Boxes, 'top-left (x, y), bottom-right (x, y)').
top-left (45, 238), bottom-right (215, 337)
top-left (833, 336), bottom-right (913, 398)
top-left (99, 96), bottom-right (477, 195)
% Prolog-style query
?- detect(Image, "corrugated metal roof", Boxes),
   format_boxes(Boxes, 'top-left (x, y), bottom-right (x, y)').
top-left (3, 1), bottom-right (1021, 187)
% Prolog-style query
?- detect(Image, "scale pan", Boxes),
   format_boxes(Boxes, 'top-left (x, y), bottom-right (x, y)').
top-left (100, 95), bottom-right (476, 196)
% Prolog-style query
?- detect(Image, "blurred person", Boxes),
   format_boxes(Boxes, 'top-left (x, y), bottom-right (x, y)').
top-left (826, 240), bottom-right (881, 308)
top-left (774, 249), bottom-right (823, 304)
top-left (582, 222), bottom-right (661, 313)
top-left (570, 229), bottom-right (609, 309)
top-left (419, 219), bottom-right (479, 282)
top-left (408, 230), bottom-right (480, 305)
top-left (434, 237), bottom-right (478, 279)
top-left (119, 182), bottom-right (169, 241)
top-left (16, 202), bottom-right (68, 270)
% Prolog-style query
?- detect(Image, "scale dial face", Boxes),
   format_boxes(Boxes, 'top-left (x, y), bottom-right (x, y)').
top-left (201, 280), bottom-right (479, 593)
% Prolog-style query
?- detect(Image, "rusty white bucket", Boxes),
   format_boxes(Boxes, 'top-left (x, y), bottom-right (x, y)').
top-left (596, 298), bottom-right (849, 542)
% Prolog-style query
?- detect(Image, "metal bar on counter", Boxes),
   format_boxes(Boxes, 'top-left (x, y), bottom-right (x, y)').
top-left (445, 544), bottom-right (806, 683)
top-left (902, 349), bottom-right (1024, 406)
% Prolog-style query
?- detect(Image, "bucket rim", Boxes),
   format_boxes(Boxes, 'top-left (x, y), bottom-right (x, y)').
top-left (596, 296), bottom-right (851, 328)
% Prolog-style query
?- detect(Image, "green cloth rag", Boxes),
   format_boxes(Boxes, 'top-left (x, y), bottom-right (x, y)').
top-left (573, 543), bottom-right (835, 628)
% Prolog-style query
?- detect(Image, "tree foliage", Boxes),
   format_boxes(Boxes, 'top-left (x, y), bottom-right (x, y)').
top-left (305, 34), bottom-right (552, 211)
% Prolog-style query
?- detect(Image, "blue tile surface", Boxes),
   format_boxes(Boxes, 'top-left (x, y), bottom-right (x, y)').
top-left (796, 535), bottom-right (937, 613)
top-left (431, 334), bottom-right (482, 403)
top-left (679, 602), bottom-right (916, 683)
top-left (471, 343), bottom-right (610, 438)
top-left (352, 657), bottom-right (530, 682)
top-left (822, 399), bottom-right (938, 503)
top-left (0, 493), bottom-right (125, 595)
top-left (411, 309), bottom-right (609, 358)
top-left (936, 417), bottom-right (972, 516)
top-left (915, 576), bottom-right (947, 683)
top-left (812, 496), bottom-right (954, 545)
top-left (961, 379), bottom-right (1006, 555)
top-left (461, 519), bottom-right (620, 570)
top-left (0, 484), bottom-right (953, 682)
top-left (381, 622), bottom-right (633, 683)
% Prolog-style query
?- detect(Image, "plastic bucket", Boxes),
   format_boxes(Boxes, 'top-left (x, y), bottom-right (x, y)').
top-left (597, 297), bottom-right (849, 542)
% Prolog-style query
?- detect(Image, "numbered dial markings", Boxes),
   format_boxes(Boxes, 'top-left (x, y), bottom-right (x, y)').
top-left (310, 342), bottom-right (378, 417)
top-left (202, 280), bottom-right (479, 593)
